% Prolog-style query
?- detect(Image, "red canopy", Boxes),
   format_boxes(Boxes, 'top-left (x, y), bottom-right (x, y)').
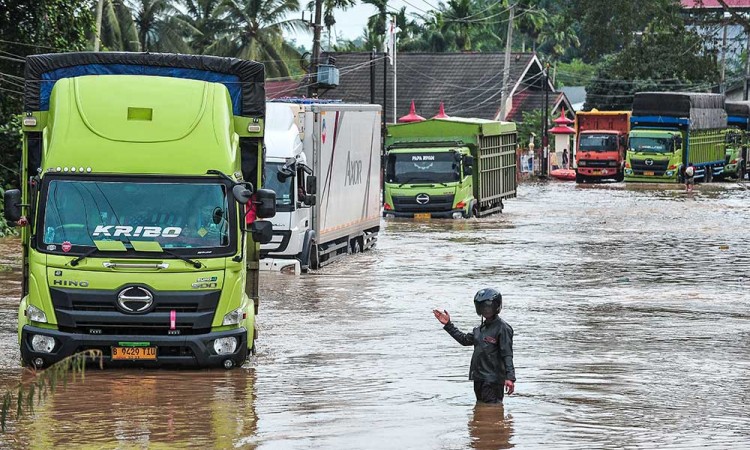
top-left (550, 107), bottom-right (575, 134)
top-left (398, 100), bottom-right (426, 123)
top-left (432, 102), bottom-right (449, 119)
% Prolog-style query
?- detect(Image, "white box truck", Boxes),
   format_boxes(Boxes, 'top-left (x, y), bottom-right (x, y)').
top-left (261, 101), bottom-right (381, 273)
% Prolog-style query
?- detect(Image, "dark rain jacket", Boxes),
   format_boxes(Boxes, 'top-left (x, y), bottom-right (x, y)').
top-left (444, 317), bottom-right (516, 383)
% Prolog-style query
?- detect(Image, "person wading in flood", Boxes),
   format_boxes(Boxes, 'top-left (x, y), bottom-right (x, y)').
top-left (433, 288), bottom-right (516, 403)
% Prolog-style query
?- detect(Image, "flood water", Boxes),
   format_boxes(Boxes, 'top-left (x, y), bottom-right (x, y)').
top-left (1, 181), bottom-right (749, 449)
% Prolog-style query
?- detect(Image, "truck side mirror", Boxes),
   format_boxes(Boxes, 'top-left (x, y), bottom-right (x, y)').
top-left (462, 155), bottom-right (474, 167)
top-left (304, 194), bottom-right (317, 206)
top-left (232, 185), bottom-right (253, 205)
top-left (464, 166), bottom-right (473, 176)
top-left (306, 175), bottom-right (317, 195)
top-left (250, 220), bottom-right (273, 244)
top-left (3, 189), bottom-right (21, 223)
top-left (453, 151), bottom-right (462, 162)
top-left (254, 188), bottom-right (276, 219)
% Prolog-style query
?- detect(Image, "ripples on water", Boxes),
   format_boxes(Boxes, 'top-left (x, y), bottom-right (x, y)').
top-left (0, 181), bottom-right (749, 448)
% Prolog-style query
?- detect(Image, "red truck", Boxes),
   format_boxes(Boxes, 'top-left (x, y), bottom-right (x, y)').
top-left (575, 111), bottom-right (630, 182)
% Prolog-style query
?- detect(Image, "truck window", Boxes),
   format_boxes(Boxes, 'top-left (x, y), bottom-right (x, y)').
top-left (386, 153), bottom-right (460, 184)
top-left (579, 134), bottom-right (618, 151)
top-left (265, 162), bottom-right (294, 211)
top-left (629, 137), bottom-right (673, 153)
top-left (40, 180), bottom-right (230, 251)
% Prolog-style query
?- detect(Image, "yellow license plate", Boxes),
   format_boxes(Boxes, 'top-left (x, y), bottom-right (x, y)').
top-left (111, 346), bottom-right (157, 360)
top-left (644, 171), bottom-right (654, 176)
top-left (592, 169), bottom-right (602, 175)
top-left (414, 213), bottom-right (431, 219)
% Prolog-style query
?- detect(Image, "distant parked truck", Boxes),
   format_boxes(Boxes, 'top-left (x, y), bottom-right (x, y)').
top-left (383, 118), bottom-right (517, 219)
top-left (575, 110), bottom-right (630, 183)
top-left (722, 101), bottom-right (749, 180)
top-left (260, 101), bottom-right (382, 273)
top-left (625, 92), bottom-right (728, 183)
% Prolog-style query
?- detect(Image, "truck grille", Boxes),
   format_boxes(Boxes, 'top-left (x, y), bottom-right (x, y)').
top-left (630, 158), bottom-right (669, 176)
top-left (51, 288), bottom-right (220, 335)
top-left (579, 159), bottom-right (615, 168)
top-left (392, 194), bottom-right (455, 212)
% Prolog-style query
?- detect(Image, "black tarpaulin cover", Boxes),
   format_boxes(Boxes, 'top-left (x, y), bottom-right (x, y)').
top-left (24, 52), bottom-right (265, 118)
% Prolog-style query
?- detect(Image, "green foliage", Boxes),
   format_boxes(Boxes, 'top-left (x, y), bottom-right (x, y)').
top-left (555, 59), bottom-right (597, 87)
top-left (0, 350), bottom-right (103, 432)
top-left (584, 15), bottom-right (721, 111)
top-left (517, 109), bottom-right (543, 150)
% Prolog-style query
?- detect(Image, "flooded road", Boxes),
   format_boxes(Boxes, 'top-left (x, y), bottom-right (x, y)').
top-left (1, 181), bottom-right (749, 448)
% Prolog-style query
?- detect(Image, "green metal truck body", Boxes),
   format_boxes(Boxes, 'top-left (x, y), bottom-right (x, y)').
top-left (7, 53), bottom-right (271, 369)
top-left (383, 118), bottom-right (517, 219)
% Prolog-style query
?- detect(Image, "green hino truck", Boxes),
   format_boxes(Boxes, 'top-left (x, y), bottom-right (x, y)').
top-left (723, 101), bottom-right (749, 180)
top-left (625, 92), bottom-right (727, 183)
top-left (2, 53), bottom-right (276, 369)
top-left (383, 118), bottom-right (517, 219)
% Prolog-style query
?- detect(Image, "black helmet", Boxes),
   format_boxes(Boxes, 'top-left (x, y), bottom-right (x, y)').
top-left (473, 288), bottom-right (502, 316)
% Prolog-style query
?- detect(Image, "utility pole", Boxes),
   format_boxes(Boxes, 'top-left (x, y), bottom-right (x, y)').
top-left (94, 0), bottom-right (104, 51)
top-left (542, 62), bottom-right (550, 177)
top-left (308, 0), bottom-right (323, 97)
top-left (370, 48), bottom-right (376, 104)
top-left (745, 32), bottom-right (750, 100)
top-left (721, 21), bottom-right (728, 93)
top-left (499, 2), bottom-right (515, 120)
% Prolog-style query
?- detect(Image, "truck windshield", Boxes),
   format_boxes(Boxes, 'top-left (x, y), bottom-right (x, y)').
top-left (265, 162), bottom-right (294, 211)
top-left (579, 134), bottom-right (618, 151)
top-left (39, 179), bottom-right (231, 253)
top-left (386, 152), bottom-right (459, 184)
top-left (629, 136), bottom-right (673, 153)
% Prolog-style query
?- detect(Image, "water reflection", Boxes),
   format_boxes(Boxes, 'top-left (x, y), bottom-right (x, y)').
top-left (469, 404), bottom-right (513, 449)
top-left (9, 370), bottom-right (257, 449)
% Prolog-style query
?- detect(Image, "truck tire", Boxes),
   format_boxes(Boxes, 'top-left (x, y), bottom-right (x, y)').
top-left (309, 244), bottom-right (320, 270)
top-left (350, 237), bottom-right (363, 254)
top-left (576, 173), bottom-right (584, 183)
top-left (615, 171), bottom-right (624, 182)
top-left (738, 162), bottom-right (746, 181)
top-left (705, 166), bottom-right (713, 183)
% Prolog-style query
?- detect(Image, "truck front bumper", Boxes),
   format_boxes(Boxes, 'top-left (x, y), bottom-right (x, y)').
top-left (577, 167), bottom-right (619, 177)
top-left (21, 325), bottom-right (248, 368)
top-left (383, 208), bottom-right (465, 219)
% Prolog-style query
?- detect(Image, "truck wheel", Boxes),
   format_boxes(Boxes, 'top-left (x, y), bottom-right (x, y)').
top-left (739, 162), bottom-right (746, 181)
top-left (309, 244), bottom-right (320, 270)
top-left (705, 166), bottom-right (713, 183)
top-left (576, 173), bottom-right (584, 183)
top-left (615, 172), bottom-right (624, 182)
top-left (350, 237), bottom-right (362, 254)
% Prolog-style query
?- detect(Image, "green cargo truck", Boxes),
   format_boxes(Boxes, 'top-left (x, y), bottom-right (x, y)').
top-left (723, 101), bottom-right (749, 180)
top-left (625, 92), bottom-right (727, 183)
top-left (2, 53), bottom-right (276, 369)
top-left (383, 118), bottom-right (517, 219)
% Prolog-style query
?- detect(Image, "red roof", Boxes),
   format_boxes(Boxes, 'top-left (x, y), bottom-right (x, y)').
top-left (266, 80), bottom-right (301, 99)
top-left (681, 0), bottom-right (750, 8)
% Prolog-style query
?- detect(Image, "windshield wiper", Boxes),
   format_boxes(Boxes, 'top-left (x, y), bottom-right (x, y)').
top-left (159, 248), bottom-right (203, 269)
top-left (69, 247), bottom-right (100, 267)
top-left (398, 177), bottom-right (434, 187)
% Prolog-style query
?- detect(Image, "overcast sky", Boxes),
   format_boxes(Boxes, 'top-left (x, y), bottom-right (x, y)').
top-left (286, 0), bottom-right (437, 49)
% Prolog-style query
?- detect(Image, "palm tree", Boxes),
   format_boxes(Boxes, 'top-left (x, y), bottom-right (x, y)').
top-left (178, 0), bottom-right (226, 53)
top-left (362, 0), bottom-right (387, 50)
top-left (537, 14), bottom-right (579, 61)
top-left (99, 0), bottom-right (141, 51)
top-left (128, 0), bottom-right (194, 53)
top-left (212, 0), bottom-right (307, 77)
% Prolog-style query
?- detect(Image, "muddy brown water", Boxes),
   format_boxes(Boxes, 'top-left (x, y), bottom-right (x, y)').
top-left (0, 181), bottom-right (749, 449)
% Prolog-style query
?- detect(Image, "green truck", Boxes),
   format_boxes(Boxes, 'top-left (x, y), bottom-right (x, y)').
top-left (2, 53), bottom-right (276, 369)
top-left (625, 92), bottom-right (727, 183)
top-left (723, 101), bottom-right (749, 180)
top-left (383, 118), bottom-right (517, 219)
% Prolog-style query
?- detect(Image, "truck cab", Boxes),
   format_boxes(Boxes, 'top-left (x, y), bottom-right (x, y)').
top-left (625, 129), bottom-right (684, 181)
top-left (383, 146), bottom-right (476, 219)
top-left (574, 110), bottom-right (629, 183)
top-left (261, 103), bottom-right (317, 274)
top-left (4, 53), bottom-right (274, 369)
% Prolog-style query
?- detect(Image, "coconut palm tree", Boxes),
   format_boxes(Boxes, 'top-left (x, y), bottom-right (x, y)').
top-left (128, 0), bottom-right (194, 53)
top-left (537, 13), bottom-right (579, 61)
top-left (178, 0), bottom-right (225, 53)
top-left (99, 0), bottom-right (141, 51)
top-left (211, 0), bottom-right (307, 77)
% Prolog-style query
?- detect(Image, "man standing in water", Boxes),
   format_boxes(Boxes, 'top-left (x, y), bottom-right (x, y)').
top-left (433, 289), bottom-right (516, 403)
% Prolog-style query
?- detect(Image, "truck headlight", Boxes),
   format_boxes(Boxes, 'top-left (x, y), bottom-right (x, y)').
top-left (222, 307), bottom-right (246, 326)
top-left (452, 212), bottom-right (463, 219)
top-left (31, 334), bottom-right (55, 353)
top-left (625, 169), bottom-right (633, 175)
top-left (26, 305), bottom-right (47, 323)
top-left (579, 160), bottom-right (587, 166)
top-left (608, 161), bottom-right (618, 167)
top-left (213, 337), bottom-right (238, 355)
top-left (666, 171), bottom-right (674, 177)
